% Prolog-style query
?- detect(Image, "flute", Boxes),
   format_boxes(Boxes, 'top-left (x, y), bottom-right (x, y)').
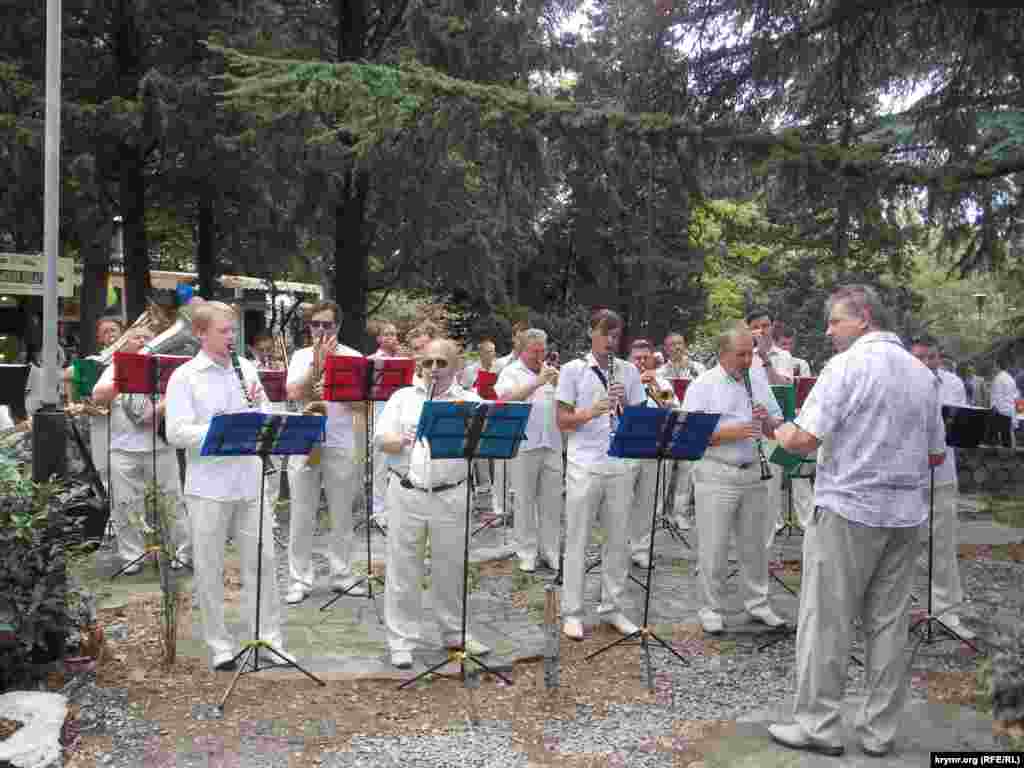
top-left (742, 368), bottom-right (773, 481)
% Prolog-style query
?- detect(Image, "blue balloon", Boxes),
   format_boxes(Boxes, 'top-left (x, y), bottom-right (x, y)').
top-left (176, 283), bottom-right (195, 305)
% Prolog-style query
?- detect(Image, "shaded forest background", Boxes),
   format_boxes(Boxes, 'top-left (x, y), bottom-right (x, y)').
top-left (2, 0), bottom-right (1024, 369)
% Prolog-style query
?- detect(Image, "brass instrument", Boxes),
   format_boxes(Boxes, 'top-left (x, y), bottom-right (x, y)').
top-left (645, 380), bottom-right (676, 409)
top-left (302, 335), bottom-right (328, 417)
top-left (742, 368), bottom-right (773, 481)
top-left (90, 302), bottom-right (176, 367)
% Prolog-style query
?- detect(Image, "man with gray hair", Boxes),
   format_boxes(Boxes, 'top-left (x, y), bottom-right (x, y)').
top-left (681, 321), bottom-right (787, 635)
top-left (495, 328), bottom-right (563, 572)
top-left (769, 285), bottom-right (946, 758)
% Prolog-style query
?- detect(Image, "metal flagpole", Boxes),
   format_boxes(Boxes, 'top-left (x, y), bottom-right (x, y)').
top-left (33, 0), bottom-right (68, 483)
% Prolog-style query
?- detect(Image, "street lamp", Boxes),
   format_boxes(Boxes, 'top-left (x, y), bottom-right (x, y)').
top-left (974, 293), bottom-right (987, 322)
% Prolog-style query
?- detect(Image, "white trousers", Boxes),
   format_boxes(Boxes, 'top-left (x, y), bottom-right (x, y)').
top-left (668, 460), bottom-right (694, 516)
top-left (692, 459), bottom-right (774, 622)
top-left (372, 446), bottom-right (389, 518)
top-left (188, 495), bottom-right (284, 659)
top-left (385, 480), bottom-right (471, 652)
top-left (919, 483), bottom-right (964, 617)
top-left (630, 459), bottom-right (660, 557)
top-left (287, 447), bottom-right (359, 589)
top-left (511, 448), bottom-right (563, 563)
top-left (794, 507), bottom-right (918, 747)
top-left (562, 462), bottom-right (632, 620)
top-left (109, 448), bottom-right (190, 563)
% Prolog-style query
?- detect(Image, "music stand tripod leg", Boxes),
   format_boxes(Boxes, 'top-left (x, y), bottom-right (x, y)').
top-left (220, 452), bottom-right (324, 712)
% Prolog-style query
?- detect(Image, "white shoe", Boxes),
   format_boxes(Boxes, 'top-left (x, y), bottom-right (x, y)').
top-left (330, 575), bottom-right (369, 596)
top-left (701, 612), bottom-right (725, 634)
top-left (518, 556), bottom-right (537, 573)
top-left (445, 635), bottom-right (491, 656)
top-left (391, 650), bottom-right (413, 669)
top-left (945, 615), bottom-right (976, 641)
top-left (768, 723), bottom-right (844, 756)
top-left (563, 618), bottom-right (584, 641)
top-left (603, 612), bottom-right (639, 636)
top-left (284, 584), bottom-right (308, 605)
top-left (632, 553), bottom-right (650, 569)
top-left (748, 604), bottom-right (787, 628)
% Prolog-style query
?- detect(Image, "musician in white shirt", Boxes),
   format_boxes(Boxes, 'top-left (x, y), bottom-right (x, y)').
top-left (991, 353), bottom-right (1021, 436)
top-left (165, 301), bottom-right (290, 672)
top-left (283, 301), bottom-right (367, 605)
top-left (556, 309), bottom-right (645, 641)
top-left (628, 340), bottom-right (677, 569)
top-left (682, 321), bottom-right (786, 635)
top-left (494, 329), bottom-right (562, 573)
top-left (746, 309), bottom-right (794, 384)
top-left (773, 323), bottom-right (812, 378)
top-left (91, 325), bottom-right (190, 574)
top-left (376, 339), bottom-right (490, 669)
top-left (910, 337), bottom-right (973, 641)
top-left (368, 321), bottom-right (402, 530)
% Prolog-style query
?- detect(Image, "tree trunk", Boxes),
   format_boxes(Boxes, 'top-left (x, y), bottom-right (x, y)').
top-left (196, 190), bottom-right (217, 300)
top-left (120, 143), bottom-right (150, 322)
top-left (78, 216), bottom-right (113, 358)
top-left (334, 169), bottom-right (371, 351)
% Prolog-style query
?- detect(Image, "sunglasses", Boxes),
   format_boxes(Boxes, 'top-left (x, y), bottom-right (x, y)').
top-left (309, 321), bottom-right (337, 330)
top-left (421, 358), bottom-right (449, 369)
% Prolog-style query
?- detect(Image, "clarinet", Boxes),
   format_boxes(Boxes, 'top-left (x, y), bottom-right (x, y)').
top-left (742, 368), bottom-right (773, 481)
top-left (230, 351), bottom-right (256, 409)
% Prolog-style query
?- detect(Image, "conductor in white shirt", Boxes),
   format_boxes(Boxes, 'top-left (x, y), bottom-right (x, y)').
top-left (494, 328), bottom-right (562, 573)
top-left (165, 301), bottom-right (290, 672)
top-left (556, 309), bottom-right (645, 641)
top-left (769, 285), bottom-right (946, 758)
top-left (681, 321), bottom-right (787, 635)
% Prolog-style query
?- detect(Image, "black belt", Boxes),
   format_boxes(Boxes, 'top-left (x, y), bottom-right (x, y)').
top-left (389, 468), bottom-right (465, 494)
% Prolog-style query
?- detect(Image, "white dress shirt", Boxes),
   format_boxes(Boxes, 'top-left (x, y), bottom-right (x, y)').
top-left (286, 344), bottom-right (362, 452)
top-left (494, 352), bottom-right (516, 376)
top-left (791, 356), bottom-right (812, 377)
top-left (795, 332), bottom-right (945, 528)
top-left (95, 365), bottom-right (164, 453)
top-left (556, 353), bottom-right (645, 474)
top-left (682, 364), bottom-right (782, 467)
top-left (991, 370), bottom-right (1020, 428)
top-left (376, 379), bottom-right (480, 488)
top-left (934, 369), bottom-right (967, 486)
top-left (495, 359), bottom-right (561, 452)
top-left (165, 351), bottom-right (267, 501)
top-left (753, 345), bottom-right (795, 380)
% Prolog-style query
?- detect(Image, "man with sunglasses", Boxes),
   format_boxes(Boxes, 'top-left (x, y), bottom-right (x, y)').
top-left (283, 301), bottom-right (367, 605)
top-left (376, 339), bottom-right (490, 669)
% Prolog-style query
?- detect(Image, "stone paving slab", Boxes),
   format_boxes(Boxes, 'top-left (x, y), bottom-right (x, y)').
top-left (733, 695), bottom-right (1001, 768)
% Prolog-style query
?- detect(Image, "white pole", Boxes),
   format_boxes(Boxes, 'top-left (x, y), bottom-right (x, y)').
top-left (42, 0), bottom-right (62, 407)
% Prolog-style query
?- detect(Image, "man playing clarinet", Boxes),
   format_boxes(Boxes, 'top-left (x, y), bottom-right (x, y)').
top-left (556, 309), bottom-right (644, 641)
top-left (681, 321), bottom-right (786, 635)
top-left (165, 301), bottom-right (290, 671)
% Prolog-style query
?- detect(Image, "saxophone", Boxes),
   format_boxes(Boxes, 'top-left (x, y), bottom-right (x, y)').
top-left (302, 335), bottom-right (328, 417)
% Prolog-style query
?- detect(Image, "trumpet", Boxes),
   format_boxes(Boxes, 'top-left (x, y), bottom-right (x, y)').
top-left (645, 380), bottom-right (676, 409)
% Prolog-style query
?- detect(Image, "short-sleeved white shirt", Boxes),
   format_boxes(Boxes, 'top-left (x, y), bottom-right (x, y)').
top-left (795, 332), bottom-right (945, 528)
top-left (375, 379), bottom-right (480, 487)
top-left (934, 369), bottom-right (967, 486)
top-left (753, 345), bottom-right (795, 380)
top-left (95, 364), bottom-right (167, 453)
top-left (556, 353), bottom-right (644, 474)
top-left (991, 370), bottom-right (1020, 428)
top-left (287, 344), bottom-right (362, 452)
top-left (165, 351), bottom-right (267, 501)
top-left (681, 364), bottom-right (782, 466)
top-left (495, 359), bottom-right (561, 452)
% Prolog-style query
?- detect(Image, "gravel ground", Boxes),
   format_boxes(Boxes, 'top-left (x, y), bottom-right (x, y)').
top-left (61, 500), bottom-right (1021, 768)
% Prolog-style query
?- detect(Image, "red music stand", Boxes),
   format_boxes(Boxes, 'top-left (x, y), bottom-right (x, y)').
top-left (474, 370), bottom-right (498, 400)
top-left (320, 354), bottom-right (415, 611)
top-left (110, 352), bottom-right (192, 578)
top-left (669, 378), bottom-right (690, 403)
top-left (258, 370), bottom-right (287, 402)
top-left (795, 377), bottom-right (817, 409)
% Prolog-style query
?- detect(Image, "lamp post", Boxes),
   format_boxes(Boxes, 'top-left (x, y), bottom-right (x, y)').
top-left (974, 293), bottom-right (988, 323)
top-left (32, 0), bottom-right (67, 482)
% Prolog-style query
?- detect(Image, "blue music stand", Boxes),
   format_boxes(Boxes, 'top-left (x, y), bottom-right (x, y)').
top-left (588, 406), bottom-right (719, 676)
top-left (398, 399), bottom-right (530, 690)
top-left (201, 411), bottom-right (328, 711)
